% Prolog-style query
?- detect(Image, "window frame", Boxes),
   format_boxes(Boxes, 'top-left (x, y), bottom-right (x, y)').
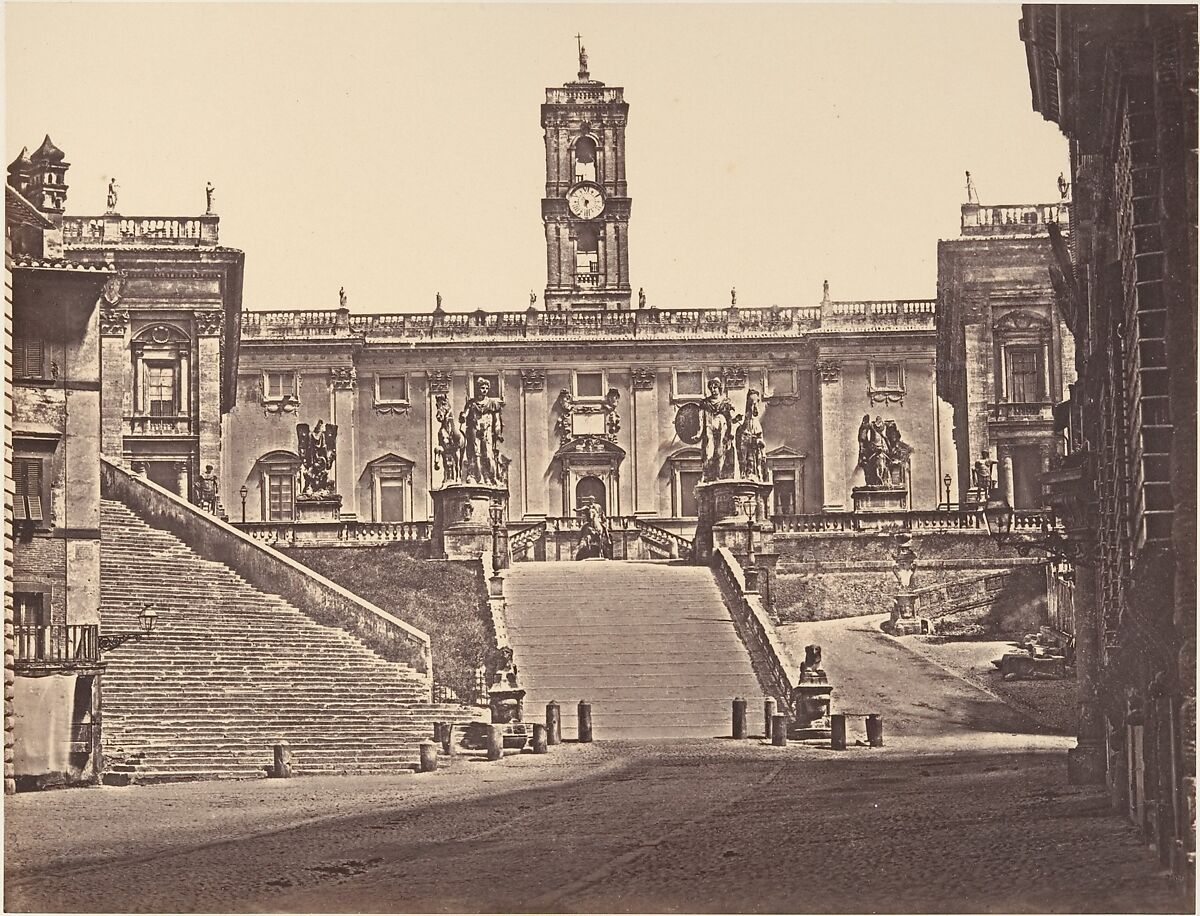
top-left (571, 369), bottom-right (607, 402)
top-left (144, 361), bottom-right (179, 417)
top-left (262, 369), bottom-right (299, 404)
top-left (13, 337), bottom-right (47, 382)
top-left (12, 456), bottom-right (46, 526)
top-left (671, 368), bottom-right (707, 402)
top-left (367, 454), bottom-right (415, 523)
top-left (470, 372), bottom-right (503, 400)
top-left (766, 367), bottom-right (797, 398)
top-left (373, 373), bottom-right (410, 407)
top-left (1004, 344), bottom-right (1047, 404)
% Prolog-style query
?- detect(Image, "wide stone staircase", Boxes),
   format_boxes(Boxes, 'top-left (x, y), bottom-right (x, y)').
top-left (99, 499), bottom-right (479, 783)
top-left (502, 560), bottom-right (765, 740)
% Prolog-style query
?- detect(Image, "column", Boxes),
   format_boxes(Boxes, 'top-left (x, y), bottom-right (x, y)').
top-left (176, 461), bottom-right (190, 501)
top-left (194, 309), bottom-right (224, 491)
top-left (545, 222), bottom-right (560, 287)
top-left (99, 305), bottom-right (129, 459)
top-left (520, 370), bottom-right (550, 518)
top-left (817, 359), bottom-right (847, 511)
top-left (1068, 551), bottom-right (1107, 784)
top-left (604, 223), bottom-right (618, 289)
top-left (560, 227), bottom-right (573, 291)
top-left (631, 368), bottom-right (658, 515)
top-left (330, 367), bottom-right (358, 518)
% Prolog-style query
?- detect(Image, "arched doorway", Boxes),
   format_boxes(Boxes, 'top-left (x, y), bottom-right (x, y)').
top-left (576, 475), bottom-right (606, 512)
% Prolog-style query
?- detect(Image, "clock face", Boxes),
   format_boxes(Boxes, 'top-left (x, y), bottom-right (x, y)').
top-left (567, 184), bottom-right (605, 219)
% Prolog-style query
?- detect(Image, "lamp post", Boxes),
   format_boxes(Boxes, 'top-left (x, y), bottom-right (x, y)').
top-left (239, 485), bottom-right (248, 524)
top-left (489, 501), bottom-right (505, 576)
top-left (99, 603), bottom-right (159, 652)
top-left (979, 456), bottom-right (1082, 563)
top-left (734, 494), bottom-right (760, 593)
top-left (943, 473), bottom-right (952, 509)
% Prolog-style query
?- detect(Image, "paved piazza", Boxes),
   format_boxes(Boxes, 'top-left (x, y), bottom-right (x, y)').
top-left (5, 618), bottom-right (1182, 914)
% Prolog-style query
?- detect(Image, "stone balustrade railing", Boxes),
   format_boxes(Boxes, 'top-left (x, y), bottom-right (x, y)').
top-left (125, 415), bottom-right (192, 437)
top-left (960, 202), bottom-right (1069, 237)
top-left (772, 509), bottom-right (1046, 533)
top-left (711, 547), bottom-right (795, 709)
top-left (63, 214), bottom-right (220, 247)
top-left (241, 299), bottom-right (934, 343)
top-left (237, 519), bottom-right (432, 545)
top-left (545, 86), bottom-right (625, 104)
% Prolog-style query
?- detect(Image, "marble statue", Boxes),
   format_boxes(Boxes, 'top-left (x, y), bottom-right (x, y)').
top-left (575, 497), bottom-right (612, 560)
top-left (297, 420), bottom-right (338, 498)
top-left (737, 389), bottom-right (767, 481)
top-left (205, 181), bottom-right (215, 214)
top-left (433, 393), bottom-right (464, 484)
top-left (106, 178), bottom-right (119, 212)
top-left (700, 377), bottom-right (741, 481)
top-left (460, 377), bottom-right (506, 486)
top-left (857, 415), bottom-right (910, 487)
top-left (196, 464), bottom-right (219, 514)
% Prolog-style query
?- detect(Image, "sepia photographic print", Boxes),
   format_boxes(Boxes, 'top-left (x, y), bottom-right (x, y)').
top-left (4, 3), bottom-right (1197, 913)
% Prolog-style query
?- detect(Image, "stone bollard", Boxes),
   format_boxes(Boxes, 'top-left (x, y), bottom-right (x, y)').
top-left (546, 701), bottom-right (562, 745)
top-left (487, 724), bottom-right (504, 761)
top-left (830, 714), bottom-right (847, 751)
top-left (419, 740), bottom-right (439, 772)
top-left (764, 697), bottom-right (777, 738)
top-left (532, 723), bottom-right (549, 754)
top-left (272, 741), bottom-right (292, 778)
top-left (771, 714), bottom-right (789, 747)
top-left (866, 714), bottom-right (884, 748)
top-left (578, 701), bottom-right (594, 743)
top-left (439, 722), bottom-right (456, 756)
top-left (732, 697), bottom-right (748, 740)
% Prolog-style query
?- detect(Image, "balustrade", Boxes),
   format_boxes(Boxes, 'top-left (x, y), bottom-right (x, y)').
top-left (62, 215), bottom-right (219, 246)
top-left (15, 624), bottom-right (99, 666)
top-left (125, 415), bottom-right (192, 436)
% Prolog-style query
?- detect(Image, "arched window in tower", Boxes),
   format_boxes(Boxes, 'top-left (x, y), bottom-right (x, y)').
top-left (575, 224), bottom-right (600, 287)
top-left (574, 136), bottom-right (597, 184)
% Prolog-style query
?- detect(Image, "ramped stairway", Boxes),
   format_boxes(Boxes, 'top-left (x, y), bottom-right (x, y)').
top-left (502, 560), bottom-right (765, 739)
top-left (100, 499), bottom-right (479, 783)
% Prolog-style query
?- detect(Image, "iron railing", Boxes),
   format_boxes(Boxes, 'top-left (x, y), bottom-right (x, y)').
top-left (14, 624), bottom-right (100, 666)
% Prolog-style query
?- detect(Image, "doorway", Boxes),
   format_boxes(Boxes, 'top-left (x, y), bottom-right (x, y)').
top-left (576, 476), bottom-right (606, 512)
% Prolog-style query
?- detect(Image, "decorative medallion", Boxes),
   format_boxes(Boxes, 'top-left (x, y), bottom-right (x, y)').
top-left (520, 368), bottom-right (546, 392)
top-left (816, 360), bottom-right (842, 384)
top-left (673, 402), bottom-right (703, 445)
top-left (101, 272), bottom-right (125, 305)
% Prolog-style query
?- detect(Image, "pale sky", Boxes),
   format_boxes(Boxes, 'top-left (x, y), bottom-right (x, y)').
top-left (6, 3), bottom-right (1067, 314)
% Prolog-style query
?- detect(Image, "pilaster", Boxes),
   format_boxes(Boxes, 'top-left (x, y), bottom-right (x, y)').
top-left (520, 369), bottom-right (549, 518)
top-left (816, 359), bottom-right (846, 511)
top-left (194, 309), bottom-right (224, 487)
top-left (631, 367), bottom-right (659, 515)
top-left (99, 304), bottom-right (129, 459)
top-left (330, 366), bottom-right (358, 518)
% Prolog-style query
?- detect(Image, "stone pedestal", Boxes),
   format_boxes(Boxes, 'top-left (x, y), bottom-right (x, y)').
top-left (791, 645), bottom-right (833, 739)
top-left (488, 682), bottom-right (531, 750)
top-left (432, 483), bottom-right (508, 561)
top-left (694, 478), bottom-right (774, 564)
top-left (295, 494), bottom-right (343, 541)
top-left (851, 485), bottom-right (907, 514)
top-left (883, 591), bottom-right (930, 636)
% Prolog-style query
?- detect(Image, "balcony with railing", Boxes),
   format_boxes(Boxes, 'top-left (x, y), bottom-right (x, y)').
top-left (960, 202), bottom-right (1069, 237)
top-left (62, 214), bottom-right (220, 247)
top-left (241, 298), bottom-right (934, 345)
top-left (15, 624), bottom-right (100, 670)
top-left (125, 414), bottom-right (193, 437)
top-left (990, 401), bottom-right (1055, 422)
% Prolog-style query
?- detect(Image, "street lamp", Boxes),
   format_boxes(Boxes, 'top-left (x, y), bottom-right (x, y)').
top-left (979, 457), bottom-right (1082, 564)
top-left (99, 603), bottom-right (159, 652)
top-left (734, 494), bottom-right (760, 593)
top-left (943, 473), bottom-right (952, 509)
top-left (489, 500), bottom-right (505, 576)
top-left (239, 485), bottom-right (248, 524)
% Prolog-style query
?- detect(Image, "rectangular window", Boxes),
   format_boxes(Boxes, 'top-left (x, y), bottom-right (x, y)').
top-left (376, 375), bottom-right (409, 404)
top-left (146, 364), bottom-right (177, 416)
top-left (13, 592), bottom-right (47, 629)
top-left (678, 469), bottom-right (702, 518)
top-left (871, 362), bottom-right (903, 390)
top-left (13, 457), bottom-right (44, 523)
top-left (264, 371), bottom-right (297, 401)
top-left (471, 373), bottom-right (501, 398)
top-left (673, 369), bottom-right (704, 399)
top-left (772, 470), bottom-right (797, 516)
top-left (13, 338), bottom-right (46, 380)
top-left (378, 478), bottom-right (406, 522)
top-left (767, 369), bottom-right (795, 397)
top-left (1007, 347), bottom-right (1044, 403)
top-left (574, 371), bottom-right (605, 400)
top-left (266, 473), bottom-right (295, 521)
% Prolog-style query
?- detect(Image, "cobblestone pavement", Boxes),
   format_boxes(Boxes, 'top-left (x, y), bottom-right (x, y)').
top-left (5, 615), bottom-right (1185, 914)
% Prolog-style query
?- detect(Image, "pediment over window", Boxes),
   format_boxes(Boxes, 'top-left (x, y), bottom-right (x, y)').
top-left (553, 435), bottom-right (626, 461)
top-left (364, 452), bottom-right (415, 471)
top-left (766, 445), bottom-right (807, 460)
top-left (667, 446), bottom-right (702, 464)
top-left (994, 309), bottom-right (1051, 332)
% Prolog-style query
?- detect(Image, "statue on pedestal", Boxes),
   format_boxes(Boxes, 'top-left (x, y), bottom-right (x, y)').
top-left (857, 415), bottom-right (910, 487)
top-left (737, 389), bottom-right (767, 482)
top-left (196, 463), bottom-right (219, 514)
top-left (460, 377), bottom-right (506, 486)
top-left (297, 419), bottom-right (338, 498)
top-left (700, 377), bottom-right (742, 481)
top-left (575, 497), bottom-right (612, 560)
top-left (434, 393), bottom-right (464, 484)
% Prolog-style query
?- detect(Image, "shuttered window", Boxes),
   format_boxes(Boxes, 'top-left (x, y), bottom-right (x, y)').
top-left (13, 457), bottom-right (44, 523)
top-left (13, 338), bottom-right (45, 380)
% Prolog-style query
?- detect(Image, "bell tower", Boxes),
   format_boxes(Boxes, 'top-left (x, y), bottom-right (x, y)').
top-left (541, 40), bottom-right (632, 311)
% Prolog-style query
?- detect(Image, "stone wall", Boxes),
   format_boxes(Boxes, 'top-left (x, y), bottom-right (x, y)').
top-left (771, 529), bottom-right (1047, 635)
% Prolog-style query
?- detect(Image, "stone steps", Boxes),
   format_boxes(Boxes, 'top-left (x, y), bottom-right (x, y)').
top-left (99, 498), bottom-right (483, 784)
top-left (503, 561), bottom-right (765, 740)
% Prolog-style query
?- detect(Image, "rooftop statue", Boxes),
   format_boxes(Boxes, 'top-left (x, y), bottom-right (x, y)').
top-left (106, 178), bottom-right (119, 213)
top-left (205, 181), bottom-right (215, 214)
top-left (461, 377), bottom-right (506, 486)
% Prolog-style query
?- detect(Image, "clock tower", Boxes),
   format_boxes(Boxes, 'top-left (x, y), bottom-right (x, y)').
top-left (541, 42), bottom-right (632, 311)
